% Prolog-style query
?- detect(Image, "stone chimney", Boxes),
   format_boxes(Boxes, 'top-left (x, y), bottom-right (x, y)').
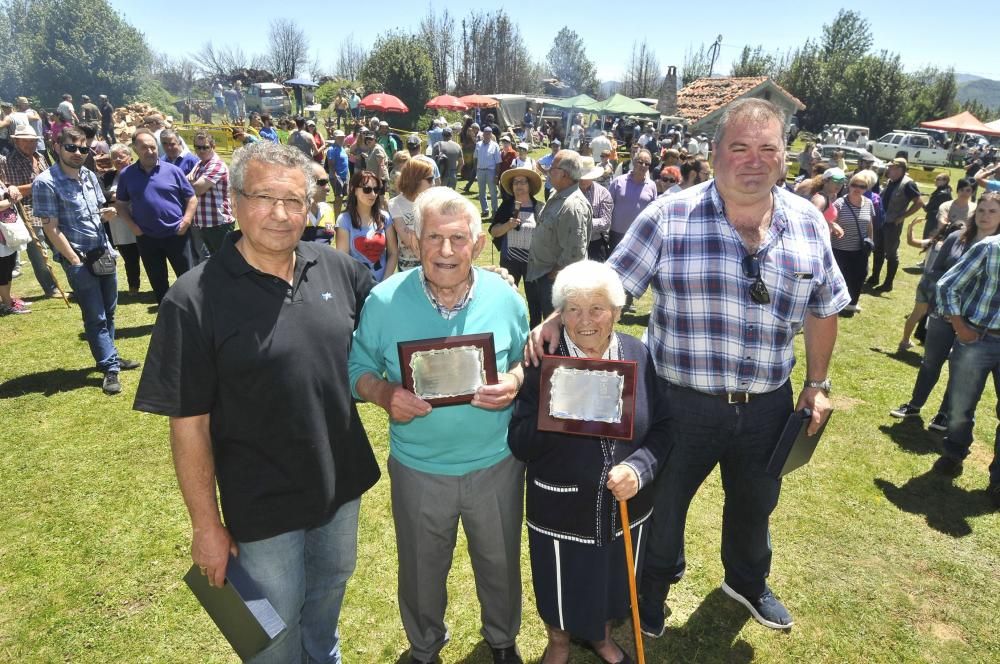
top-left (657, 66), bottom-right (678, 116)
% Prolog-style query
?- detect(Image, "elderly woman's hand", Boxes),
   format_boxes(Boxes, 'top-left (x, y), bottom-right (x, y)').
top-left (480, 264), bottom-right (515, 288)
top-left (606, 464), bottom-right (639, 501)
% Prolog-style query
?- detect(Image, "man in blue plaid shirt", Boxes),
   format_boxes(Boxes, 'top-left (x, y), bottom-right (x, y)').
top-left (32, 126), bottom-right (141, 395)
top-left (932, 199), bottom-right (1000, 507)
top-left (530, 98), bottom-right (849, 632)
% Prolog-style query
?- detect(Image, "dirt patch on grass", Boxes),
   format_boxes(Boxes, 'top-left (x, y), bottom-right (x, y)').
top-left (921, 621), bottom-right (967, 644)
top-left (831, 394), bottom-right (863, 411)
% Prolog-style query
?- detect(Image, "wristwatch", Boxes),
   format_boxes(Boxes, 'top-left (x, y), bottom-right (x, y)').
top-left (804, 378), bottom-right (832, 394)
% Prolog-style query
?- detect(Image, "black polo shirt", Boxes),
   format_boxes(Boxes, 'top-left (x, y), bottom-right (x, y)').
top-left (134, 232), bottom-right (380, 542)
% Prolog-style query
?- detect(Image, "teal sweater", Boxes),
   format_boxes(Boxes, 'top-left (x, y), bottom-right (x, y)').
top-left (349, 267), bottom-right (529, 475)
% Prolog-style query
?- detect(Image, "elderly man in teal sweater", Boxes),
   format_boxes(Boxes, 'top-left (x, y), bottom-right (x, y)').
top-left (349, 187), bottom-right (528, 664)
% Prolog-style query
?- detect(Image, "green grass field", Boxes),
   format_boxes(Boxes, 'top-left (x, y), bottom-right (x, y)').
top-left (1, 168), bottom-right (997, 663)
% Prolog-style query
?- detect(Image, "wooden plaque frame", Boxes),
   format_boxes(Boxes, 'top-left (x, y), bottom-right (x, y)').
top-left (397, 333), bottom-right (498, 406)
top-left (537, 355), bottom-right (638, 440)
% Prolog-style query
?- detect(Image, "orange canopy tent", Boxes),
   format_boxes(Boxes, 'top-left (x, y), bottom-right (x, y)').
top-left (919, 111), bottom-right (1000, 137)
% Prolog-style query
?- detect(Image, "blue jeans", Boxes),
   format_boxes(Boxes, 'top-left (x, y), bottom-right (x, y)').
top-left (62, 262), bottom-right (119, 373)
top-left (640, 381), bottom-right (792, 599)
top-left (477, 168), bottom-right (497, 214)
top-left (909, 315), bottom-right (954, 414)
top-left (238, 498), bottom-right (361, 664)
top-left (942, 335), bottom-right (1000, 483)
top-left (26, 238), bottom-right (58, 294)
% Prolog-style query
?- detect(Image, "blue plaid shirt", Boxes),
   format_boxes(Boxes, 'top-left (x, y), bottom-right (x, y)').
top-left (937, 234), bottom-right (1000, 330)
top-left (607, 182), bottom-right (849, 394)
top-left (31, 164), bottom-right (110, 260)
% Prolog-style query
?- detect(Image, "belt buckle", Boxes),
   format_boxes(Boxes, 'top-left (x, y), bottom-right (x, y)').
top-left (727, 392), bottom-right (750, 404)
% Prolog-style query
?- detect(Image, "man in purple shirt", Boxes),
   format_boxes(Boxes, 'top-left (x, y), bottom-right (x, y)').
top-left (114, 128), bottom-right (197, 303)
top-left (607, 148), bottom-right (657, 308)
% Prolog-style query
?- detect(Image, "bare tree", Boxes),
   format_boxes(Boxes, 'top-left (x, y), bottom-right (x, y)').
top-left (452, 10), bottom-right (538, 95)
top-left (681, 43), bottom-right (712, 86)
top-left (267, 18), bottom-right (310, 81)
top-left (420, 5), bottom-right (455, 93)
top-left (151, 52), bottom-right (198, 95)
top-left (335, 33), bottom-right (367, 82)
top-left (193, 41), bottom-right (264, 80)
top-left (622, 40), bottom-right (660, 98)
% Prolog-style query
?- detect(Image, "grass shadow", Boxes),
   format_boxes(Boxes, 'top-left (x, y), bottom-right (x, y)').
top-left (650, 588), bottom-right (756, 663)
top-left (875, 470), bottom-right (995, 537)
top-left (0, 367), bottom-right (100, 398)
top-left (878, 420), bottom-right (940, 455)
top-left (453, 641), bottom-right (492, 663)
top-left (117, 290), bottom-right (158, 305)
top-left (77, 323), bottom-right (154, 341)
top-left (868, 346), bottom-right (923, 369)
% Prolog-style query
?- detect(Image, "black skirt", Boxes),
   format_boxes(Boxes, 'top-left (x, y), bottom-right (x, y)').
top-left (528, 521), bottom-right (647, 641)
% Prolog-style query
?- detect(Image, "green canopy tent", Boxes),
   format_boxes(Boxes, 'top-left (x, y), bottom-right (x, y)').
top-left (588, 93), bottom-right (660, 116)
top-left (545, 93), bottom-right (598, 110)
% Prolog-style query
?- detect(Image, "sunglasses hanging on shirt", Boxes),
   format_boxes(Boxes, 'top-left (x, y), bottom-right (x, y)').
top-left (742, 253), bottom-right (771, 305)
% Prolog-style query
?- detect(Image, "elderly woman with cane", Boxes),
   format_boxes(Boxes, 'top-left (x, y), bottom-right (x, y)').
top-left (508, 260), bottom-right (671, 664)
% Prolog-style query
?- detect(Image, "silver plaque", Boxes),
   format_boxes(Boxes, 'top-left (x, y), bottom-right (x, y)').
top-left (410, 345), bottom-right (486, 399)
top-left (548, 366), bottom-right (624, 423)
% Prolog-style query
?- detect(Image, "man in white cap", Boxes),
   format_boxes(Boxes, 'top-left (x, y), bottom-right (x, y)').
top-left (0, 125), bottom-right (60, 296)
top-left (406, 134), bottom-right (440, 184)
top-left (377, 120), bottom-right (400, 156)
top-left (576, 156), bottom-right (614, 261)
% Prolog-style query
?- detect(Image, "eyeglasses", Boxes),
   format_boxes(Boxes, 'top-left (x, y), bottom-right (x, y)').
top-left (424, 233), bottom-right (471, 248)
top-left (62, 144), bottom-right (88, 154)
top-left (741, 254), bottom-right (770, 305)
top-left (662, 178), bottom-right (677, 184)
top-left (358, 185), bottom-right (383, 195)
top-left (194, 144), bottom-right (212, 151)
top-left (237, 190), bottom-right (307, 215)
top-left (316, 179), bottom-right (330, 186)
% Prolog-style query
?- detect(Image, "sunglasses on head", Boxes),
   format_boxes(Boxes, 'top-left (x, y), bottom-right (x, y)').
top-left (358, 185), bottom-right (383, 195)
top-left (62, 144), bottom-right (88, 154)
top-left (741, 254), bottom-right (770, 305)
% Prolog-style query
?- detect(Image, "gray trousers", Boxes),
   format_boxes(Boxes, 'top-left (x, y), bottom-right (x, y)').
top-left (389, 453), bottom-right (524, 661)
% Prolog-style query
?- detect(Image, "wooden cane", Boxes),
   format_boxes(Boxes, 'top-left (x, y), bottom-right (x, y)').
top-left (13, 201), bottom-right (71, 308)
top-left (619, 499), bottom-right (646, 664)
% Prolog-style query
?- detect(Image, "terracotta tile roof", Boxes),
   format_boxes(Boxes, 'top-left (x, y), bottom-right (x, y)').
top-left (676, 77), bottom-right (805, 121)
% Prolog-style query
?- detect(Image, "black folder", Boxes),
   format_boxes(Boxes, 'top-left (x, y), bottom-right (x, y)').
top-left (184, 555), bottom-right (286, 660)
top-left (766, 408), bottom-right (832, 478)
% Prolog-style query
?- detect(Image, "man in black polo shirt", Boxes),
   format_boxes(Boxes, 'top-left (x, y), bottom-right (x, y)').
top-left (134, 141), bottom-right (380, 663)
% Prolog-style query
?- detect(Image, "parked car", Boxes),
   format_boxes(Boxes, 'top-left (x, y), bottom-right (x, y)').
top-left (816, 144), bottom-right (886, 174)
top-left (867, 130), bottom-right (950, 168)
top-left (818, 124), bottom-right (870, 147)
top-left (245, 82), bottom-right (291, 116)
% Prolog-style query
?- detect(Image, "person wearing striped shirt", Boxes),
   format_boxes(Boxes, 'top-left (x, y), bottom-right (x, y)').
top-left (188, 132), bottom-right (235, 260)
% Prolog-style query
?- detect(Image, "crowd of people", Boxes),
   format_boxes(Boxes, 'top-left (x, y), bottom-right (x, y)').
top-left (2, 88), bottom-right (999, 664)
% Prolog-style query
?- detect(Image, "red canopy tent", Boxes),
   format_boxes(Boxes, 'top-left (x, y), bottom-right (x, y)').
top-left (457, 94), bottom-right (498, 109)
top-left (360, 93), bottom-right (409, 114)
top-left (425, 95), bottom-right (469, 111)
top-left (920, 111), bottom-right (1000, 137)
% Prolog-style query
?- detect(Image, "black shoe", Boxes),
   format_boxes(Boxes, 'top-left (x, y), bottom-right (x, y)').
top-left (722, 582), bottom-right (793, 629)
top-left (637, 592), bottom-right (668, 638)
top-left (490, 645), bottom-right (523, 664)
top-left (865, 277), bottom-right (878, 288)
top-left (875, 283), bottom-right (894, 292)
top-left (931, 455), bottom-right (963, 477)
top-left (987, 482), bottom-right (1000, 509)
top-left (889, 403), bottom-right (921, 419)
top-left (118, 358), bottom-right (141, 371)
top-left (927, 413), bottom-right (948, 432)
top-left (102, 371), bottom-right (122, 395)
top-left (576, 638), bottom-right (633, 664)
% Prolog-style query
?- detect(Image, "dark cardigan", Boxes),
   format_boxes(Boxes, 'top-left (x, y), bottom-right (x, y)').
top-left (508, 331), bottom-right (672, 546)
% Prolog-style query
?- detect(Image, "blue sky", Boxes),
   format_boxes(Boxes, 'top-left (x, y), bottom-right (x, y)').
top-left (110, 0), bottom-right (999, 83)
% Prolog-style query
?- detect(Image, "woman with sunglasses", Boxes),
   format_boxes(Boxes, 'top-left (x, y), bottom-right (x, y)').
top-left (302, 162), bottom-right (336, 244)
top-left (335, 170), bottom-right (396, 282)
top-left (387, 159), bottom-right (434, 271)
top-left (830, 172), bottom-right (875, 316)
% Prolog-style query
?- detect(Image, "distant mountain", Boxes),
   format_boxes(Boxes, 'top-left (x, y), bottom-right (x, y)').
top-left (954, 73), bottom-right (984, 85)
top-left (957, 77), bottom-right (1000, 113)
